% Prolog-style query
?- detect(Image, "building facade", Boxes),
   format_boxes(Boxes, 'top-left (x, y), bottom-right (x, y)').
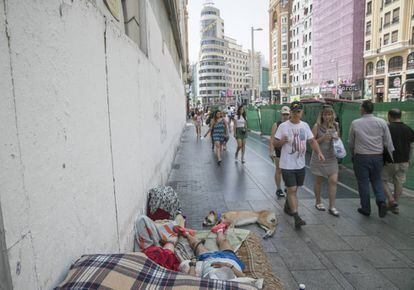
top-left (312, 0), bottom-right (365, 99)
top-left (364, 0), bottom-right (414, 102)
top-left (261, 67), bottom-right (270, 92)
top-left (198, 2), bottom-right (260, 107)
top-left (290, 0), bottom-right (316, 98)
top-left (224, 36), bottom-right (250, 105)
top-left (0, 0), bottom-right (189, 288)
top-left (269, 0), bottom-right (292, 103)
top-left (198, 4), bottom-right (227, 106)
top-left (249, 51), bottom-right (262, 100)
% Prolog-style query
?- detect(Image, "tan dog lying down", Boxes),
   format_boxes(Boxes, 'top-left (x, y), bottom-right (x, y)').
top-left (203, 210), bottom-right (277, 239)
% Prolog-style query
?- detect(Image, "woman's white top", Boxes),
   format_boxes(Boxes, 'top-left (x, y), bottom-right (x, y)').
top-left (236, 116), bottom-right (246, 128)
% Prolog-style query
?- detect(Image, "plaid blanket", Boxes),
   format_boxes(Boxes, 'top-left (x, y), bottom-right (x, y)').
top-left (56, 252), bottom-right (258, 290)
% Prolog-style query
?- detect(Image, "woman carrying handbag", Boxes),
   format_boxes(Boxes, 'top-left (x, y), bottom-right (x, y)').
top-left (310, 105), bottom-right (342, 217)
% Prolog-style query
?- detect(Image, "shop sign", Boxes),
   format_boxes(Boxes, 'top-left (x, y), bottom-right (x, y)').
top-left (339, 84), bottom-right (359, 91)
top-left (393, 77), bottom-right (401, 87)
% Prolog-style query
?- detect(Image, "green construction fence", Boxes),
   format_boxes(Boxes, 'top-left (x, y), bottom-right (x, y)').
top-left (247, 102), bottom-right (414, 190)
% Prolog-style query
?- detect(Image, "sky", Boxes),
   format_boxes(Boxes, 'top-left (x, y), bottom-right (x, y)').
top-left (187, 0), bottom-right (269, 65)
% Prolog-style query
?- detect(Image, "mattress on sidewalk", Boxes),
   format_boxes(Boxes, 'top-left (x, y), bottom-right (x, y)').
top-left (55, 252), bottom-right (257, 290)
top-left (175, 230), bottom-right (283, 290)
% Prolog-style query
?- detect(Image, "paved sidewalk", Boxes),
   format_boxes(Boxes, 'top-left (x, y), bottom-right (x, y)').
top-left (167, 123), bottom-right (414, 290)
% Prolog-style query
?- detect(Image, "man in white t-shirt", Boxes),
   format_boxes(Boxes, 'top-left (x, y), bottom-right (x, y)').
top-left (274, 101), bottom-right (325, 229)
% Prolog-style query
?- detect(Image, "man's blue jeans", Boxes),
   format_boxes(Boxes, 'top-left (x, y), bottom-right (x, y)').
top-left (353, 154), bottom-right (386, 213)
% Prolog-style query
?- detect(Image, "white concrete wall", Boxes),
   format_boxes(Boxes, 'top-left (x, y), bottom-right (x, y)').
top-left (0, 0), bottom-right (186, 288)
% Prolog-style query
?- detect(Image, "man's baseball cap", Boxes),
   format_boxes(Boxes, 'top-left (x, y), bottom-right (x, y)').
top-left (281, 106), bottom-right (290, 114)
top-left (290, 101), bottom-right (303, 111)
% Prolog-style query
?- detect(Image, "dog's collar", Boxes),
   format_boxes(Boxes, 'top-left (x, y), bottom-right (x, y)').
top-left (217, 211), bottom-right (222, 223)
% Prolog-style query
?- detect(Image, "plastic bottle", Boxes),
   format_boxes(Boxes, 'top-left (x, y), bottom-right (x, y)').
top-left (299, 284), bottom-right (306, 290)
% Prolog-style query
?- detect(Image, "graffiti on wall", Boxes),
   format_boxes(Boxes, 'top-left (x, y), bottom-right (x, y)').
top-left (153, 94), bottom-right (167, 143)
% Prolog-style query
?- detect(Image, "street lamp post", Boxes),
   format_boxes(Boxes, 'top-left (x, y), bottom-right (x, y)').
top-left (330, 59), bottom-right (339, 99)
top-left (251, 27), bottom-right (263, 102)
top-left (225, 61), bottom-right (231, 107)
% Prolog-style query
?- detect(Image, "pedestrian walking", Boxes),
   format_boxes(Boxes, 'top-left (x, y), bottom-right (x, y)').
top-left (349, 100), bottom-right (394, 218)
top-left (222, 111), bottom-right (230, 150)
top-left (234, 105), bottom-right (248, 163)
top-left (269, 106), bottom-right (291, 198)
top-left (310, 105), bottom-right (340, 217)
top-left (194, 110), bottom-right (203, 139)
top-left (204, 110), bottom-right (228, 165)
top-left (382, 108), bottom-right (414, 214)
top-left (274, 101), bottom-right (325, 229)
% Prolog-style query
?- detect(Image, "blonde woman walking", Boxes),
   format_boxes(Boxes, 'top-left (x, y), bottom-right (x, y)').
top-left (310, 105), bottom-right (340, 217)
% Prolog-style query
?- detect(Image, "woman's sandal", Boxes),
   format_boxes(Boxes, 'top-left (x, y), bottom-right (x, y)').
top-left (315, 203), bottom-right (326, 211)
top-left (329, 208), bottom-right (340, 217)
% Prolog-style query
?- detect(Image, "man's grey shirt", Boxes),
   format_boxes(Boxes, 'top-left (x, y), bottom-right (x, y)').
top-left (348, 114), bottom-right (394, 156)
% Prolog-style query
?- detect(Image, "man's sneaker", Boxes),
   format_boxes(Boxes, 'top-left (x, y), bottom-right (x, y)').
top-left (294, 217), bottom-right (306, 229)
top-left (378, 202), bottom-right (387, 218)
top-left (390, 207), bottom-right (400, 214)
top-left (284, 201), bottom-right (293, 216)
top-left (211, 221), bottom-right (231, 233)
top-left (357, 208), bottom-right (370, 217)
top-left (276, 189), bottom-right (285, 198)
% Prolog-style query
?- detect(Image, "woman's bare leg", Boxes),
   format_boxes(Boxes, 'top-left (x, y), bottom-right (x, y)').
top-left (328, 173), bottom-right (338, 209)
top-left (314, 176), bottom-right (324, 205)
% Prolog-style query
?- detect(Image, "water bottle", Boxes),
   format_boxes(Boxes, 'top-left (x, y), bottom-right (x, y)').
top-left (299, 284), bottom-right (306, 290)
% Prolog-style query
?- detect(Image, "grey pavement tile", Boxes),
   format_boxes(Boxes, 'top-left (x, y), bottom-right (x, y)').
top-left (343, 272), bottom-right (398, 290)
top-left (302, 225), bottom-right (352, 251)
top-left (400, 249), bottom-right (414, 262)
top-left (248, 199), bottom-right (283, 215)
top-left (272, 216), bottom-right (298, 238)
top-left (325, 251), bottom-right (399, 289)
top-left (291, 270), bottom-right (344, 290)
top-left (381, 215), bottom-right (414, 236)
top-left (357, 223), bottom-right (414, 250)
top-left (325, 251), bottom-right (378, 275)
top-left (272, 237), bottom-right (326, 270)
top-left (223, 188), bottom-right (268, 201)
top-left (379, 268), bottom-right (414, 290)
top-left (243, 224), bottom-right (278, 252)
top-left (277, 272), bottom-right (299, 290)
top-left (224, 200), bottom-right (253, 211)
top-left (267, 253), bottom-right (291, 275)
top-left (321, 215), bottom-right (367, 237)
top-left (294, 204), bottom-right (325, 225)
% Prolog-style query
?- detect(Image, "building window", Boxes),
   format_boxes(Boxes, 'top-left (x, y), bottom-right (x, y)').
top-left (366, 40), bottom-right (371, 51)
top-left (384, 12), bottom-right (391, 27)
top-left (412, 27), bottom-right (414, 44)
top-left (376, 59), bottom-right (385, 74)
top-left (366, 21), bottom-right (371, 35)
top-left (309, 32), bottom-right (312, 40)
top-left (388, 56), bottom-right (403, 72)
top-left (282, 74), bottom-right (287, 84)
top-left (384, 0), bottom-right (392, 6)
top-left (392, 8), bottom-right (400, 23)
top-left (380, 17), bottom-right (383, 31)
top-left (122, 0), bottom-right (148, 55)
top-left (407, 53), bottom-right (414, 69)
top-left (366, 62), bottom-right (374, 76)
top-left (366, 1), bottom-right (372, 15)
top-left (392, 30), bottom-right (398, 43)
top-left (384, 33), bottom-right (390, 45)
